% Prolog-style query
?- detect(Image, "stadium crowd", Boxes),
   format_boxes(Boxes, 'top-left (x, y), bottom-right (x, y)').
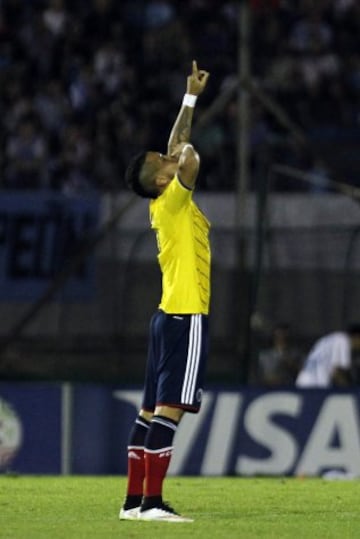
top-left (0, 0), bottom-right (359, 192)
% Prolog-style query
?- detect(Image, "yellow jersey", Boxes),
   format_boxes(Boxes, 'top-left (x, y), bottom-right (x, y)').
top-left (150, 175), bottom-right (211, 315)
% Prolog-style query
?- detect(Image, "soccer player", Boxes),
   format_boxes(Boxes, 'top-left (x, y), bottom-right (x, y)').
top-left (296, 324), bottom-right (360, 387)
top-left (119, 60), bottom-right (210, 522)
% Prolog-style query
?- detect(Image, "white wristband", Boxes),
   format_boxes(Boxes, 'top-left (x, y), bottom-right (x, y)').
top-left (182, 93), bottom-right (197, 108)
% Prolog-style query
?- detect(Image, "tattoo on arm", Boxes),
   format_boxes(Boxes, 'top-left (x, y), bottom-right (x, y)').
top-left (168, 106), bottom-right (194, 153)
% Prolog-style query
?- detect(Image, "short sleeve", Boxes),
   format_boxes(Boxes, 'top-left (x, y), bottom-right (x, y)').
top-left (162, 175), bottom-right (192, 214)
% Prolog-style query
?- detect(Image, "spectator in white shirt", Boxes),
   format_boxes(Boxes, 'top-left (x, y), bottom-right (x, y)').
top-left (296, 325), bottom-right (360, 388)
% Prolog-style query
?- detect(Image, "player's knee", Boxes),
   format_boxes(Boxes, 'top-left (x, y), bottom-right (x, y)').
top-left (139, 409), bottom-right (154, 422)
top-left (154, 405), bottom-right (184, 422)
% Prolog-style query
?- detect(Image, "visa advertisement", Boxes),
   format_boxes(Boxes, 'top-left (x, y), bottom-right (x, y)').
top-left (1, 383), bottom-right (360, 477)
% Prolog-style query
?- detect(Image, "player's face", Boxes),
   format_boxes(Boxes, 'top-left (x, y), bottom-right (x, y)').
top-left (147, 151), bottom-right (178, 169)
top-left (146, 152), bottom-right (178, 192)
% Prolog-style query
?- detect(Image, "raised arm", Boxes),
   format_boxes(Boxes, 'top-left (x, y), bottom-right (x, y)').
top-left (166, 61), bottom-right (209, 189)
top-left (167, 60), bottom-right (209, 156)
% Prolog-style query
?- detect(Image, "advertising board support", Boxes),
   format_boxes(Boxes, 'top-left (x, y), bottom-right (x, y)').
top-left (61, 382), bottom-right (74, 475)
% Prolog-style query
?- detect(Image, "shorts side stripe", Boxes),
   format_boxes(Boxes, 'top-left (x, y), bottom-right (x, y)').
top-left (181, 315), bottom-right (196, 404)
top-left (181, 315), bottom-right (202, 404)
top-left (187, 315), bottom-right (201, 403)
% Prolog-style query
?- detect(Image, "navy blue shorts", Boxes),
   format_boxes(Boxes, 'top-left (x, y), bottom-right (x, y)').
top-left (142, 310), bottom-right (209, 413)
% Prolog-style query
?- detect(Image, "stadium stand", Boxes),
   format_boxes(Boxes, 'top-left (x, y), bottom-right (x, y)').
top-left (0, 0), bottom-right (359, 192)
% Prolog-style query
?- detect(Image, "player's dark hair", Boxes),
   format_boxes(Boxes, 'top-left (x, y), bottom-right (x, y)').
top-left (125, 152), bottom-right (158, 199)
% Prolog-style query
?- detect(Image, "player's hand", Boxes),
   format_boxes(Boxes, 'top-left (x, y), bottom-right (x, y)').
top-left (186, 60), bottom-right (210, 96)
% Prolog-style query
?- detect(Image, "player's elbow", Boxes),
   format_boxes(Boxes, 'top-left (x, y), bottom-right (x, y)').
top-left (178, 146), bottom-right (200, 188)
top-left (179, 144), bottom-right (199, 168)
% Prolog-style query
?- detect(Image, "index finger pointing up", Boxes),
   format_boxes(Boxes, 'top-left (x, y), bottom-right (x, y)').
top-left (192, 60), bottom-right (198, 74)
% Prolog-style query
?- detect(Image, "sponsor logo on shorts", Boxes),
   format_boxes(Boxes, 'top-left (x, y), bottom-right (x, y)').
top-left (196, 389), bottom-right (203, 403)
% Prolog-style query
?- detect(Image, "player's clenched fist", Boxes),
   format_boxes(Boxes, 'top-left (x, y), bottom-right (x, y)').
top-left (187, 60), bottom-right (210, 96)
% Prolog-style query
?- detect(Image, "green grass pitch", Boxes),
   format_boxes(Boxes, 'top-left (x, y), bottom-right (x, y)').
top-left (1, 475), bottom-right (360, 538)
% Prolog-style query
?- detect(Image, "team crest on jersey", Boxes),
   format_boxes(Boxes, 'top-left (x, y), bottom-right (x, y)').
top-left (0, 398), bottom-right (23, 470)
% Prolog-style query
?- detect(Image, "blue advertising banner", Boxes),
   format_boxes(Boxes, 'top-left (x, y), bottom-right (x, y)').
top-left (0, 192), bottom-right (99, 300)
top-left (112, 387), bottom-right (360, 477)
top-left (0, 382), bottom-right (62, 474)
top-left (2, 383), bottom-right (360, 477)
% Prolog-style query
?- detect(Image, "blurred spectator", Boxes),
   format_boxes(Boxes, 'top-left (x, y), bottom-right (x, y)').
top-left (57, 122), bottom-right (94, 194)
top-left (296, 325), bottom-right (360, 387)
top-left (289, 10), bottom-right (333, 53)
top-left (68, 64), bottom-right (95, 118)
top-left (42, 0), bottom-right (68, 38)
top-left (4, 116), bottom-right (48, 188)
top-left (144, 0), bottom-right (176, 29)
top-left (93, 40), bottom-right (125, 98)
top-left (257, 323), bottom-right (303, 386)
top-left (34, 79), bottom-right (69, 137)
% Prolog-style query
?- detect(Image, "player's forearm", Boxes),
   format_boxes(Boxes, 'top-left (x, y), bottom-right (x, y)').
top-left (168, 60), bottom-right (209, 155)
top-left (167, 105), bottom-right (194, 155)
